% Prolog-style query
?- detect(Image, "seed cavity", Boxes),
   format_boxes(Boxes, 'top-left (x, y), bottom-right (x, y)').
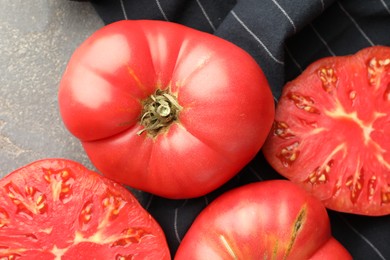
top-left (367, 57), bottom-right (390, 90)
top-left (367, 176), bottom-right (377, 201)
top-left (43, 168), bottom-right (74, 203)
top-left (273, 121), bottom-right (295, 139)
top-left (0, 207), bottom-right (10, 228)
top-left (79, 201), bottom-right (94, 229)
top-left (101, 190), bottom-right (127, 223)
top-left (381, 184), bottom-right (390, 204)
top-left (306, 160), bottom-right (334, 185)
top-left (111, 228), bottom-right (149, 247)
top-left (5, 182), bottom-right (47, 218)
top-left (277, 142), bottom-right (300, 167)
top-left (318, 67), bottom-right (337, 93)
top-left (0, 253), bottom-right (21, 260)
top-left (345, 168), bottom-right (364, 204)
top-left (287, 92), bottom-right (320, 114)
top-left (116, 254), bottom-right (135, 260)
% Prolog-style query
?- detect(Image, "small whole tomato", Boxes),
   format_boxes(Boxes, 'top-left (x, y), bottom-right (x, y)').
top-left (263, 46), bottom-right (390, 216)
top-left (0, 159), bottom-right (170, 259)
top-left (175, 180), bottom-right (352, 259)
top-left (58, 20), bottom-right (275, 199)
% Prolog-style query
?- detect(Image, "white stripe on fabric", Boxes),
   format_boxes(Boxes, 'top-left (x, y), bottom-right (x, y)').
top-left (174, 200), bottom-right (188, 243)
top-left (196, 0), bottom-right (216, 31)
top-left (248, 166), bottom-right (264, 181)
top-left (337, 2), bottom-right (375, 46)
top-left (155, 0), bottom-right (169, 21)
top-left (310, 23), bottom-right (336, 56)
top-left (338, 214), bottom-right (386, 260)
top-left (119, 0), bottom-right (128, 20)
top-left (144, 194), bottom-right (154, 210)
top-left (231, 10), bottom-right (285, 65)
top-left (320, 0), bottom-right (325, 11)
top-left (270, 0), bottom-right (297, 33)
top-left (379, 0), bottom-right (390, 14)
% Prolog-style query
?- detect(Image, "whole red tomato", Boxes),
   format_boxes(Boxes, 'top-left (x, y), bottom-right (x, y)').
top-left (175, 180), bottom-right (351, 259)
top-left (263, 46), bottom-right (390, 216)
top-left (58, 20), bottom-right (274, 199)
top-left (0, 159), bottom-right (170, 259)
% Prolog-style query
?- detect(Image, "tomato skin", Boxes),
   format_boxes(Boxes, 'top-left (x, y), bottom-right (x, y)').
top-left (175, 180), bottom-right (351, 259)
top-left (0, 159), bottom-right (170, 260)
top-left (263, 46), bottom-right (390, 216)
top-left (58, 20), bottom-right (275, 199)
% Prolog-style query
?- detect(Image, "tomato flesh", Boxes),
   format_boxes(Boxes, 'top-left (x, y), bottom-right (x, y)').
top-left (0, 159), bottom-right (170, 259)
top-left (263, 46), bottom-right (390, 216)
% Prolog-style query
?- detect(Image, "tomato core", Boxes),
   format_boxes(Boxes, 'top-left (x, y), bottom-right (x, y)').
top-left (137, 89), bottom-right (182, 136)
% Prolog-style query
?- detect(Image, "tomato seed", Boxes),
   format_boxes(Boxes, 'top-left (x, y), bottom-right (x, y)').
top-left (368, 57), bottom-right (390, 89)
top-left (0, 207), bottom-right (9, 228)
top-left (367, 176), bottom-right (377, 200)
top-left (287, 92), bottom-right (320, 114)
top-left (80, 201), bottom-right (94, 225)
top-left (306, 160), bottom-right (334, 185)
top-left (381, 191), bottom-right (389, 204)
top-left (318, 68), bottom-right (337, 93)
top-left (273, 121), bottom-right (295, 139)
top-left (381, 184), bottom-right (390, 204)
top-left (278, 142), bottom-right (300, 167)
top-left (348, 90), bottom-right (357, 100)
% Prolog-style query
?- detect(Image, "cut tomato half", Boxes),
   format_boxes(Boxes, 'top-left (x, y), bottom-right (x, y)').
top-left (0, 159), bottom-right (170, 259)
top-left (263, 46), bottom-right (390, 216)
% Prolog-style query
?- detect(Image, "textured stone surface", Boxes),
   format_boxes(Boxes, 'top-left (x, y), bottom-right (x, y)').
top-left (0, 1), bottom-right (104, 177)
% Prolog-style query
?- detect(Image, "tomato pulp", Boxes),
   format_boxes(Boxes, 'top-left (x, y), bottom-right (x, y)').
top-left (0, 159), bottom-right (170, 259)
top-left (263, 46), bottom-right (390, 216)
top-left (59, 20), bottom-right (275, 199)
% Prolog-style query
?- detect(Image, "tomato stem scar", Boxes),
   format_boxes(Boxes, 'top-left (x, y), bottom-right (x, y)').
top-left (137, 89), bottom-right (182, 136)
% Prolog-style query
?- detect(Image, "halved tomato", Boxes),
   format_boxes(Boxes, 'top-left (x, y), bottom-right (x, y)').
top-left (263, 46), bottom-right (390, 216)
top-left (0, 159), bottom-right (170, 259)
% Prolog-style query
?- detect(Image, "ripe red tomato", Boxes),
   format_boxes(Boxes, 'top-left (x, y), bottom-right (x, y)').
top-left (263, 46), bottom-right (390, 216)
top-left (58, 20), bottom-right (274, 199)
top-left (175, 180), bottom-right (351, 259)
top-left (0, 159), bottom-right (170, 259)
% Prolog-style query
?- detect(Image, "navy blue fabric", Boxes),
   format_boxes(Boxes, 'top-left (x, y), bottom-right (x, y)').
top-left (91, 1), bottom-right (390, 259)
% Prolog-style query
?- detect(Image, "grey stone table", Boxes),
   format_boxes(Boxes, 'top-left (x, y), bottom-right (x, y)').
top-left (0, 1), bottom-right (103, 178)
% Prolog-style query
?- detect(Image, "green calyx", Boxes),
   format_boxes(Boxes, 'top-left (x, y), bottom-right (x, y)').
top-left (137, 89), bottom-right (182, 136)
